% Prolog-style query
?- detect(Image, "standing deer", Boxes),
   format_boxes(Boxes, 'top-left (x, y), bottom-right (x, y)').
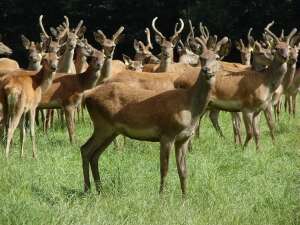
top-left (81, 36), bottom-right (227, 196)
top-left (235, 28), bottom-right (255, 65)
top-left (0, 38), bottom-right (19, 75)
top-left (122, 54), bottom-right (143, 72)
top-left (21, 35), bottom-right (43, 71)
top-left (134, 28), bottom-right (159, 64)
top-left (0, 52), bottom-right (58, 158)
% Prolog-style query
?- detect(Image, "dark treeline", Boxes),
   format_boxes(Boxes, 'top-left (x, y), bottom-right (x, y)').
top-left (0, 0), bottom-right (299, 67)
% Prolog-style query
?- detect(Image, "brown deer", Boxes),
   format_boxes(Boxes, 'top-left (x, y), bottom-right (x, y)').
top-left (81, 36), bottom-right (226, 196)
top-left (0, 38), bottom-right (19, 75)
top-left (235, 28), bottom-right (255, 65)
top-left (122, 54), bottom-right (143, 72)
top-left (39, 49), bottom-right (104, 143)
top-left (21, 35), bottom-right (43, 71)
top-left (0, 52), bottom-right (58, 158)
top-left (134, 28), bottom-right (160, 64)
top-left (285, 68), bottom-right (300, 117)
top-left (174, 21), bottom-right (295, 149)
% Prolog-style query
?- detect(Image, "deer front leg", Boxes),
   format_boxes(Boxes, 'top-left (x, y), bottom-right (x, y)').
top-left (29, 108), bottom-right (37, 158)
top-left (209, 109), bottom-right (225, 138)
top-left (252, 112), bottom-right (261, 151)
top-left (231, 112), bottom-right (242, 145)
top-left (242, 112), bottom-right (254, 149)
top-left (263, 105), bottom-right (275, 142)
top-left (159, 136), bottom-right (173, 194)
top-left (19, 114), bottom-right (26, 158)
top-left (175, 138), bottom-right (190, 197)
top-left (64, 106), bottom-right (75, 144)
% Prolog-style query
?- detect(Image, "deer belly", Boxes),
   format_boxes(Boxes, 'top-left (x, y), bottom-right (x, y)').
top-left (116, 123), bottom-right (160, 141)
top-left (210, 99), bottom-right (242, 111)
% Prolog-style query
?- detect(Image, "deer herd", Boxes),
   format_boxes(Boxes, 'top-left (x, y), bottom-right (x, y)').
top-left (0, 15), bottom-right (299, 196)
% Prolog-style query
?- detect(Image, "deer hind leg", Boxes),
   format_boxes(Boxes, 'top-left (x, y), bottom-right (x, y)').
top-left (64, 106), bottom-right (76, 144)
top-left (231, 112), bottom-right (242, 145)
top-left (242, 112), bottom-right (254, 149)
top-left (175, 138), bottom-right (190, 197)
top-left (252, 112), bottom-right (261, 151)
top-left (159, 136), bottom-right (173, 194)
top-left (44, 109), bottom-right (52, 132)
top-left (292, 94), bottom-right (297, 118)
top-left (209, 109), bottom-right (225, 138)
top-left (263, 105), bottom-right (275, 143)
top-left (90, 133), bottom-right (117, 192)
top-left (19, 114), bottom-right (26, 158)
top-left (5, 109), bottom-right (24, 158)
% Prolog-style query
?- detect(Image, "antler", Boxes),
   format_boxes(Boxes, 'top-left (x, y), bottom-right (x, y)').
top-left (199, 22), bottom-right (210, 44)
top-left (74, 20), bottom-right (84, 35)
top-left (112, 26), bottom-right (124, 42)
top-left (152, 17), bottom-right (165, 39)
top-left (215, 37), bottom-right (229, 52)
top-left (247, 27), bottom-right (255, 47)
top-left (188, 20), bottom-right (195, 39)
top-left (195, 37), bottom-right (207, 52)
top-left (39, 15), bottom-right (50, 38)
top-left (173, 18), bottom-right (184, 37)
top-left (145, 27), bottom-right (153, 49)
top-left (286, 28), bottom-right (297, 44)
top-left (264, 21), bottom-right (279, 43)
top-left (56, 16), bottom-right (69, 40)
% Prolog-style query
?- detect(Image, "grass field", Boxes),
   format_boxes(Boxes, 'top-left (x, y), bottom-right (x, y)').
top-left (0, 104), bottom-right (300, 225)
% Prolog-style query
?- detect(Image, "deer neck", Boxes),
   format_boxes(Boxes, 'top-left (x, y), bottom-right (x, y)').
top-left (57, 47), bottom-right (75, 73)
top-left (157, 56), bottom-right (172, 72)
top-left (189, 71), bottom-right (214, 118)
top-left (282, 62), bottom-right (296, 90)
top-left (74, 51), bottom-right (87, 74)
top-left (266, 58), bottom-right (287, 93)
top-left (35, 67), bottom-right (55, 92)
top-left (79, 66), bottom-right (101, 90)
top-left (100, 57), bottom-right (112, 81)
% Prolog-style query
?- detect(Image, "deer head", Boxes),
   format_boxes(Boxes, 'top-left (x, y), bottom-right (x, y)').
top-left (133, 27), bottom-right (158, 63)
top-left (191, 36), bottom-right (230, 79)
top-left (252, 41), bottom-right (274, 71)
top-left (41, 52), bottom-right (58, 72)
top-left (21, 35), bottom-right (43, 70)
top-left (0, 36), bottom-right (12, 55)
top-left (76, 38), bottom-right (94, 58)
top-left (94, 26), bottom-right (124, 58)
top-left (39, 15), bottom-right (69, 53)
top-left (264, 21), bottom-right (296, 64)
top-left (86, 50), bottom-right (105, 72)
top-left (235, 28), bottom-right (255, 65)
top-left (122, 54), bottom-right (143, 72)
top-left (152, 17), bottom-right (184, 62)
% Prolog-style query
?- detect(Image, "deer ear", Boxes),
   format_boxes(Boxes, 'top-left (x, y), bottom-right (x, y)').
top-left (155, 35), bottom-right (164, 46)
top-left (21, 35), bottom-right (31, 49)
top-left (217, 39), bottom-right (231, 59)
top-left (122, 54), bottom-right (131, 65)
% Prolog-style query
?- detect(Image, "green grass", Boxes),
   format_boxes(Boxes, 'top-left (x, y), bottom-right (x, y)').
top-left (0, 105), bottom-right (300, 225)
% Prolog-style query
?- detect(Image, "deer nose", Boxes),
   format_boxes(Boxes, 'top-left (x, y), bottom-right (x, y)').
top-left (50, 63), bottom-right (57, 71)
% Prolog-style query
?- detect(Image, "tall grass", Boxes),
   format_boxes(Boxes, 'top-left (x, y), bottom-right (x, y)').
top-left (0, 106), bottom-right (299, 225)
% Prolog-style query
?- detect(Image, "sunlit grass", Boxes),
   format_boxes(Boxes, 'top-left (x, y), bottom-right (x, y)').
top-left (0, 104), bottom-right (299, 225)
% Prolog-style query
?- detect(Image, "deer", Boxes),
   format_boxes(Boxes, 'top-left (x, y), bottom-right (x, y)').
top-left (134, 27), bottom-right (160, 64)
top-left (39, 48), bottom-right (104, 143)
top-left (177, 20), bottom-right (200, 66)
top-left (143, 17), bottom-right (195, 73)
top-left (285, 68), bottom-right (300, 117)
top-left (235, 28), bottom-right (255, 65)
top-left (80, 36), bottom-right (227, 197)
top-left (0, 38), bottom-right (20, 75)
top-left (174, 21), bottom-right (295, 149)
top-left (0, 51), bottom-right (58, 158)
top-left (93, 26), bottom-right (126, 83)
top-left (122, 54), bottom-right (143, 72)
top-left (21, 35), bottom-right (44, 71)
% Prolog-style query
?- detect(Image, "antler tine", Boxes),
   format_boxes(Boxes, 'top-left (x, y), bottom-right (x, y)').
top-left (74, 20), bottom-right (84, 35)
top-left (152, 17), bottom-right (165, 39)
top-left (174, 22), bottom-right (179, 33)
top-left (280, 29), bottom-right (285, 40)
top-left (264, 21), bottom-right (279, 43)
top-left (286, 28), bottom-right (298, 44)
top-left (215, 37), bottom-right (229, 52)
top-left (239, 39), bottom-right (245, 49)
top-left (247, 27), bottom-right (253, 41)
top-left (195, 37), bottom-right (207, 51)
top-left (174, 18), bottom-right (184, 36)
top-left (57, 16), bottom-right (70, 40)
top-left (199, 22), bottom-right (209, 43)
top-left (145, 27), bottom-right (153, 49)
top-left (188, 19), bottom-right (195, 38)
top-left (138, 40), bottom-right (146, 49)
top-left (39, 15), bottom-right (49, 38)
top-left (178, 39), bottom-right (185, 49)
top-left (112, 26), bottom-right (125, 42)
